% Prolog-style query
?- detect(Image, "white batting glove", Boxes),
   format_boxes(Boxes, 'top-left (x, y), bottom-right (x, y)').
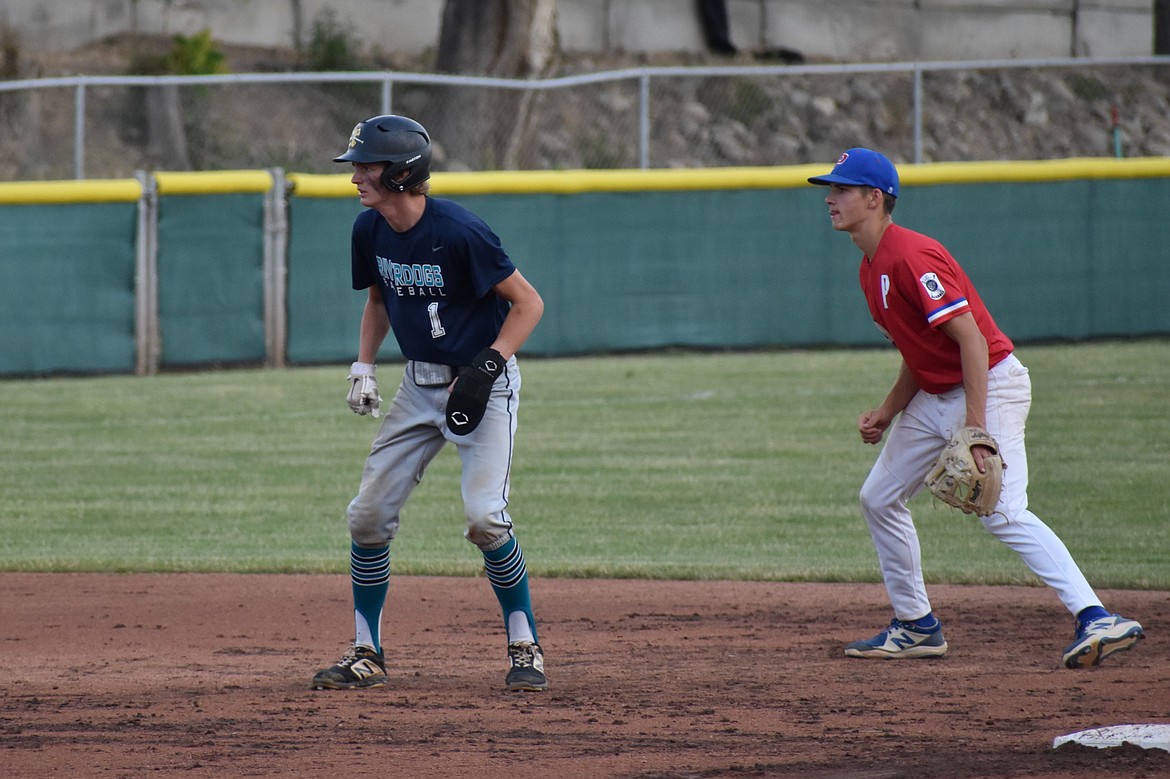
top-left (346, 362), bottom-right (382, 418)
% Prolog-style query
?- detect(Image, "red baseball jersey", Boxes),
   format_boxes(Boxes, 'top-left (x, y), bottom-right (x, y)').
top-left (860, 223), bottom-right (1014, 394)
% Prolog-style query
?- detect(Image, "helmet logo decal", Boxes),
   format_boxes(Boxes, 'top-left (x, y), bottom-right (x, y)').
top-left (347, 124), bottom-right (364, 149)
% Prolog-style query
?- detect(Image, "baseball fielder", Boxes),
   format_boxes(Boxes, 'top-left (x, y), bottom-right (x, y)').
top-left (808, 148), bottom-right (1144, 668)
top-left (311, 115), bottom-right (548, 692)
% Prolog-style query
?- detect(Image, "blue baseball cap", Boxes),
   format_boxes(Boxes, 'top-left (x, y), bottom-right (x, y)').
top-left (807, 148), bottom-right (899, 197)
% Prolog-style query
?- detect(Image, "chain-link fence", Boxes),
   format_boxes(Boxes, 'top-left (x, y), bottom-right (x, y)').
top-left (2, 56), bottom-right (1169, 181)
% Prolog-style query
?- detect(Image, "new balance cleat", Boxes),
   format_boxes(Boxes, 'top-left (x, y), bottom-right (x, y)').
top-left (845, 618), bottom-right (948, 659)
top-left (505, 641), bottom-right (548, 691)
top-left (1062, 614), bottom-right (1144, 668)
top-left (311, 644), bottom-right (387, 689)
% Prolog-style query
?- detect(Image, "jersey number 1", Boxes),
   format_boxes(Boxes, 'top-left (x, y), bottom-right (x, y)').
top-left (427, 302), bottom-right (446, 338)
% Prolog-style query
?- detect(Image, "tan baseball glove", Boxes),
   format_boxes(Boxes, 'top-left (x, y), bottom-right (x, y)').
top-left (925, 427), bottom-right (1004, 517)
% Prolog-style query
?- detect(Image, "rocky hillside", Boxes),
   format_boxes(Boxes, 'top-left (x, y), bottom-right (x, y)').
top-left (4, 37), bottom-right (1169, 180)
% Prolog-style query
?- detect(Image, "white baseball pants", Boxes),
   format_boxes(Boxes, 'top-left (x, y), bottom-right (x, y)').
top-left (346, 358), bottom-right (521, 550)
top-left (859, 353), bottom-right (1102, 621)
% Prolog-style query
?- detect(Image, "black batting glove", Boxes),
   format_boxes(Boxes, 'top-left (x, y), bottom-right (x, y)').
top-left (446, 347), bottom-right (505, 436)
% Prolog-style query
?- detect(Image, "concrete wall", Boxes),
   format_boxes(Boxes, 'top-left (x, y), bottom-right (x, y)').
top-left (740, 0), bottom-right (1154, 61)
top-left (1, 0), bottom-right (1155, 62)
top-left (2, 0), bottom-right (442, 54)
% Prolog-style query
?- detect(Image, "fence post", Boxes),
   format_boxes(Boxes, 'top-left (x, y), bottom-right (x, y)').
top-left (264, 168), bottom-right (289, 368)
top-left (135, 171), bottom-right (160, 375)
top-left (74, 82), bottom-right (86, 180)
top-left (639, 73), bottom-right (650, 169)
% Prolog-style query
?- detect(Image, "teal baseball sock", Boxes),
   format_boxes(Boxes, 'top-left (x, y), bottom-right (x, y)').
top-left (482, 536), bottom-right (537, 644)
top-left (351, 542), bottom-right (390, 652)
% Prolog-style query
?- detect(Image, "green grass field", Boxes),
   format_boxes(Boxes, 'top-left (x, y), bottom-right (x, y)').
top-left (1, 340), bottom-right (1167, 588)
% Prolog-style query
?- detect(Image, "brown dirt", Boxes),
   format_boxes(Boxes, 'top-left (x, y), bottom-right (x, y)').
top-left (1, 574), bottom-right (1168, 778)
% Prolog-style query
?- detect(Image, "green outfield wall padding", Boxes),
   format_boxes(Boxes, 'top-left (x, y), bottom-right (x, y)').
top-left (455, 189), bottom-right (882, 355)
top-left (156, 193), bottom-right (266, 366)
top-left (0, 202), bottom-right (137, 374)
top-left (285, 197), bottom-right (403, 364)
top-left (286, 188), bottom-right (897, 363)
top-left (284, 175), bottom-right (1170, 364)
top-left (3, 168), bottom-right (1168, 376)
top-left (897, 179), bottom-right (1170, 341)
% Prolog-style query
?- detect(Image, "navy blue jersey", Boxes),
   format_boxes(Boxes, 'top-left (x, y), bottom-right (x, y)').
top-left (351, 197), bottom-right (516, 366)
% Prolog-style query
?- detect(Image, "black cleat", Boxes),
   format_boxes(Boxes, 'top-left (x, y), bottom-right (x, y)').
top-left (505, 641), bottom-right (548, 691)
top-left (311, 644), bottom-right (387, 690)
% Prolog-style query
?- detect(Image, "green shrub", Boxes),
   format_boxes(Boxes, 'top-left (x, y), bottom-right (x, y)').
top-left (304, 9), bottom-right (365, 71)
top-left (127, 30), bottom-right (227, 76)
top-left (169, 29), bottom-right (227, 75)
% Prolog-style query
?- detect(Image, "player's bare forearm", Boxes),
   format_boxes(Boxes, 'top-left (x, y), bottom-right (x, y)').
top-left (357, 287), bottom-right (391, 363)
top-left (490, 270), bottom-right (544, 360)
top-left (859, 362), bottom-right (918, 445)
top-left (940, 314), bottom-right (989, 429)
top-left (883, 361), bottom-right (920, 415)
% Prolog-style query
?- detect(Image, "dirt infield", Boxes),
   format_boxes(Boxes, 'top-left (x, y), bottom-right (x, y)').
top-left (2, 574), bottom-right (1167, 778)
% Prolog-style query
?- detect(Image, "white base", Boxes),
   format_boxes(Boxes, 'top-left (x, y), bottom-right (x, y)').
top-left (1053, 724), bottom-right (1170, 752)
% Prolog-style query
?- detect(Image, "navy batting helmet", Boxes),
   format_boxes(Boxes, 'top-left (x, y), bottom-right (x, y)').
top-left (334, 114), bottom-right (432, 192)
